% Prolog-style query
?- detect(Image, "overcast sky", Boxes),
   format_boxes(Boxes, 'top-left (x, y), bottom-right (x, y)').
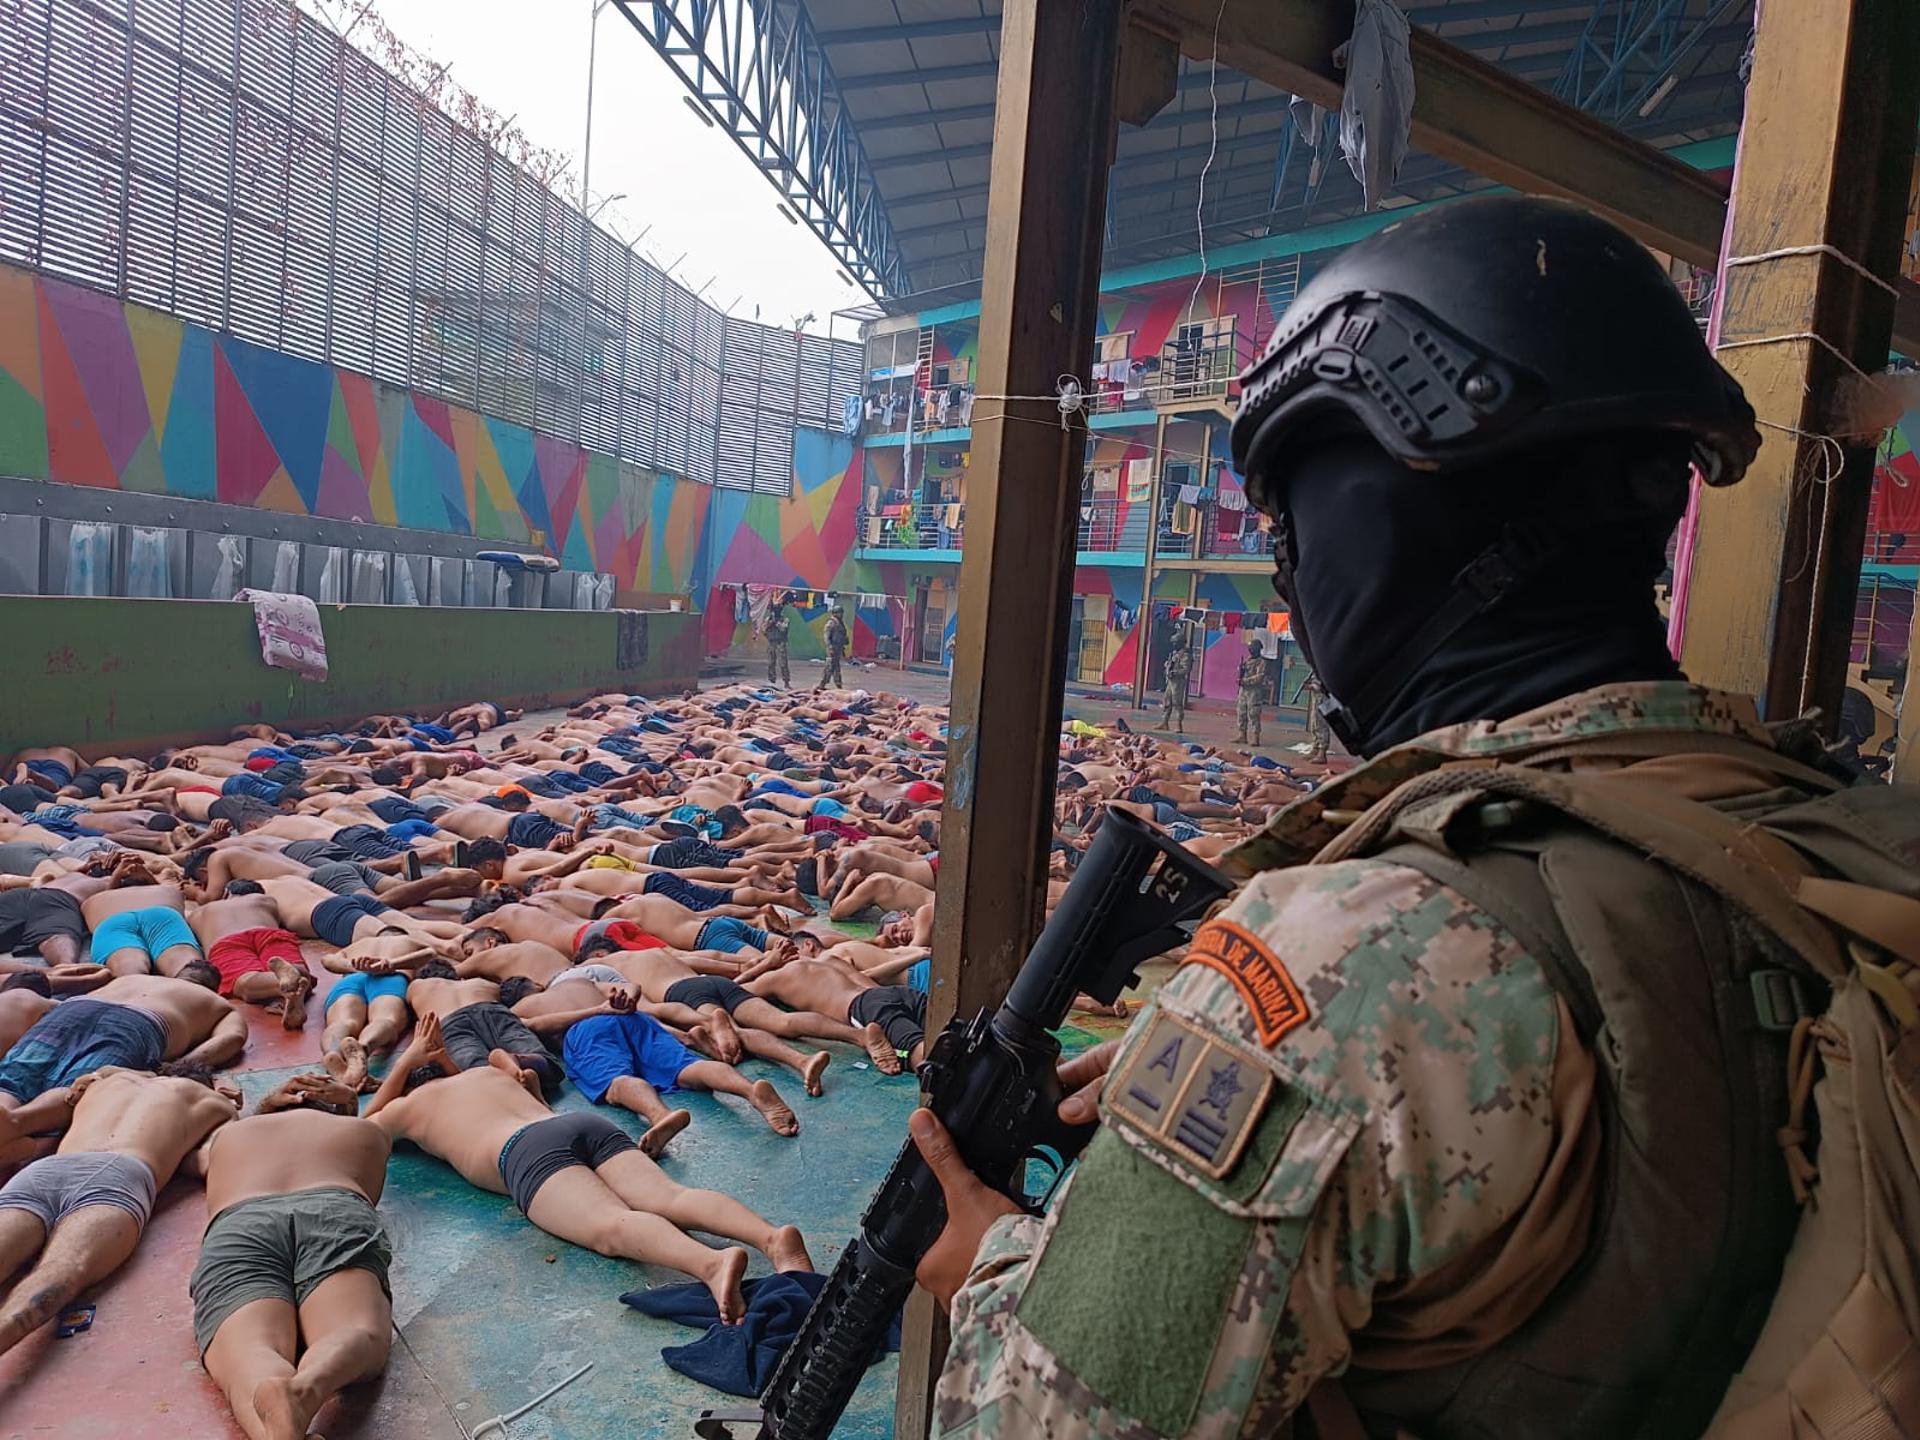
top-left (365, 0), bottom-right (872, 335)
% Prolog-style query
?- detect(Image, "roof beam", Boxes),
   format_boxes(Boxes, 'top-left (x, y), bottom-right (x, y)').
top-left (871, 92), bottom-right (1294, 171)
top-left (837, 60), bottom-right (1001, 91)
top-left (815, 16), bottom-right (1002, 46)
top-left (1134, 0), bottom-right (1733, 268)
top-left (853, 102), bottom-right (999, 135)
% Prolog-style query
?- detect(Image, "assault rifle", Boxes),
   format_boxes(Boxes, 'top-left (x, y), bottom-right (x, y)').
top-left (696, 807), bottom-right (1233, 1440)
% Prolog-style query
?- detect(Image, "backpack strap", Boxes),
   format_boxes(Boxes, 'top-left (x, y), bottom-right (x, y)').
top-left (1519, 730), bottom-right (1844, 794)
top-left (1316, 764), bottom-right (1848, 985)
top-left (1374, 837), bottom-right (1604, 1044)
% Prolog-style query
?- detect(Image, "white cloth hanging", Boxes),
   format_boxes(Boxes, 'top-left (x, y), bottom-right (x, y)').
top-left (125, 527), bottom-right (174, 597)
top-left (65, 523), bottom-right (112, 596)
top-left (1339, 0), bottom-right (1415, 209)
top-left (211, 535), bottom-right (247, 599)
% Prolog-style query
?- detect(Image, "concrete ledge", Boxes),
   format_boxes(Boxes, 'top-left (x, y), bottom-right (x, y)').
top-left (0, 598), bottom-right (701, 757)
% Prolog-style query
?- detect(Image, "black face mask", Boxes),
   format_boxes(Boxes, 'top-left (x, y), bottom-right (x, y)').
top-left (1273, 435), bottom-right (1689, 756)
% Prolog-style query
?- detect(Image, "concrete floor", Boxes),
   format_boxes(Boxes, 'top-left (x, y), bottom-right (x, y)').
top-left (0, 670), bottom-right (1263, 1440)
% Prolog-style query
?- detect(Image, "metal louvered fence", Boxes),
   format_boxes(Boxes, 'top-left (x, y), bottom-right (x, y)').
top-left (0, 0), bottom-right (857, 493)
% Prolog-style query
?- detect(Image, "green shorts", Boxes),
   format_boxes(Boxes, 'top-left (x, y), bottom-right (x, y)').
top-left (189, 1186), bottom-right (391, 1356)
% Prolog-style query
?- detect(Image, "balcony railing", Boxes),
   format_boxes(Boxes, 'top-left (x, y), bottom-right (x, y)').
top-left (1157, 499), bottom-right (1272, 561)
top-left (856, 497), bottom-right (1148, 554)
top-left (859, 386), bottom-right (976, 437)
top-left (1088, 339), bottom-right (1239, 414)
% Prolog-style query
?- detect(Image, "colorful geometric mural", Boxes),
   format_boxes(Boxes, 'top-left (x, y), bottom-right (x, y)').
top-left (0, 263), bottom-right (709, 599)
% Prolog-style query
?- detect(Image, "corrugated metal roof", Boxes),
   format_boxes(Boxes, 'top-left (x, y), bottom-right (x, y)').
top-left (627, 1), bottom-right (1753, 304)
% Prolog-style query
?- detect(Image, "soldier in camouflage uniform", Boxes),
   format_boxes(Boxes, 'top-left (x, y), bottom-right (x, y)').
top-left (763, 603), bottom-right (791, 689)
top-left (905, 199), bottom-right (1843, 1440)
top-left (821, 604), bottom-right (849, 689)
top-left (1232, 640), bottom-right (1266, 746)
top-left (1302, 673), bottom-right (1330, 763)
top-left (1161, 643), bottom-right (1191, 734)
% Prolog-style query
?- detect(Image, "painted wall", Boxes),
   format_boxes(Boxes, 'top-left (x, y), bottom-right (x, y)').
top-left (0, 264), bottom-right (711, 601)
top-left (0, 598), bottom-right (700, 757)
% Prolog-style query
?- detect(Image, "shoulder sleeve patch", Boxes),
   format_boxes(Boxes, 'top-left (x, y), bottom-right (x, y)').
top-left (1105, 1010), bottom-right (1275, 1181)
top-left (1184, 918), bottom-right (1311, 1047)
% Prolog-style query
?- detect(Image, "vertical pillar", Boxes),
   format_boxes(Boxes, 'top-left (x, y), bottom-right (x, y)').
top-left (900, 2), bottom-right (1126, 1437)
top-left (1133, 409), bottom-right (1171, 707)
top-left (1678, 0), bottom-right (1920, 722)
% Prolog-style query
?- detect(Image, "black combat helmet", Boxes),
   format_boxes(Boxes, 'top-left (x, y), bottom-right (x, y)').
top-left (1230, 195), bottom-right (1759, 515)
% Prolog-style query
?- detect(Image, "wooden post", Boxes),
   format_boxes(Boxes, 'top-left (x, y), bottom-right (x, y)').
top-left (899, 3), bottom-right (1126, 1437)
top-left (1677, 0), bottom-right (1920, 723)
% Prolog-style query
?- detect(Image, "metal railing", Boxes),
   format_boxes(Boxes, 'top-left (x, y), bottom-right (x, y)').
top-left (854, 497), bottom-right (1149, 554)
top-left (1087, 339), bottom-right (1239, 414)
top-left (1156, 500), bottom-right (1272, 561)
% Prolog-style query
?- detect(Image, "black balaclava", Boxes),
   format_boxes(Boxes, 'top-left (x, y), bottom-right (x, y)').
top-left (1274, 429), bottom-right (1692, 756)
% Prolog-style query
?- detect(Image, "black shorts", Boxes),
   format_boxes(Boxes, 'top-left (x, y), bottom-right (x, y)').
top-left (847, 985), bottom-right (928, 1055)
top-left (439, 1002), bottom-right (562, 1091)
top-left (641, 873), bottom-right (730, 911)
top-left (65, 766), bottom-right (127, 799)
top-left (209, 796), bottom-right (279, 829)
top-left (663, 975), bottom-right (753, 1015)
top-left (651, 837), bottom-right (739, 870)
top-left (506, 812), bottom-right (566, 850)
top-left (331, 825), bottom-right (405, 861)
top-left (309, 894), bottom-right (390, 946)
top-left (497, 1111), bottom-right (636, 1213)
top-left (0, 889), bottom-right (86, 954)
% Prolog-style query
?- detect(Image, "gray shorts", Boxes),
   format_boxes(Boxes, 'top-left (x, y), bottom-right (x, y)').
top-left (0, 1151), bottom-right (158, 1231)
top-left (548, 963), bottom-right (624, 987)
top-left (309, 859), bottom-right (381, 895)
top-left (190, 1186), bottom-right (391, 1356)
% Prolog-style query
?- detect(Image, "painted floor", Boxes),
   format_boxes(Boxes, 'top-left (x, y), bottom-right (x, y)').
top-left (0, 679), bottom-right (1222, 1440)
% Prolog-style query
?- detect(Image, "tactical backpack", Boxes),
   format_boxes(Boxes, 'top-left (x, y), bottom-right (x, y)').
top-left (1288, 741), bottom-right (1920, 1440)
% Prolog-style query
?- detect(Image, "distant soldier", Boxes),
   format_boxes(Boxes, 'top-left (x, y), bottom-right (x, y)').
top-left (821, 605), bottom-right (849, 689)
top-left (764, 604), bottom-right (791, 690)
top-left (1160, 641), bottom-right (1191, 734)
top-left (1234, 639), bottom-right (1267, 746)
top-left (1303, 671), bottom-right (1330, 763)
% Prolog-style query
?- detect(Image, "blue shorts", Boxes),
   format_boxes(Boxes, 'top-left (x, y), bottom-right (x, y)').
top-left (906, 957), bottom-right (931, 994)
top-left (643, 873), bottom-right (730, 912)
top-left (578, 761), bottom-right (619, 785)
top-left (367, 797), bottom-right (432, 826)
top-left (562, 1013), bottom-right (701, 1102)
top-left (694, 917), bottom-right (770, 954)
top-left (811, 797), bottom-right (848, 819)
top-left (221, 773), bottom-right (288, 803)
top-left (384, 818), bottom-right (440, 844)
top-left (22, 759), bottom-right (74, 788)
top-left (590, 804), bottom-right (652, 832)
top-left (410, 722), bottom-right (456, 745)
top-left (749, 778), bottom-right (806, 798)
top-left (92, 906), bottom-right (201, 967)
top-left (0, 1000), bottom-right (167, 1101)
top-left (331, 825), bottom-right (406, 860)
top-left (324, 972), bottom-right (410, 1012)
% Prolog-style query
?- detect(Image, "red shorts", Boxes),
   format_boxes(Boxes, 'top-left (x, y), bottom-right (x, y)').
top-left (574, 921), bottom-right (669, 953)
top-left (179, 785), bottom-right (220, 795)
top-left (207, 927), bottom-right (308, 996)
top-left (244, 756), bottom-right (278, 772)
top-left (804, 815), bottom-right (868, 842)
top-left (904, 781), bottom-right (944, 805)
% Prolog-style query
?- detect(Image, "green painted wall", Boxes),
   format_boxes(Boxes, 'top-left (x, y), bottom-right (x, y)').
top-left (0, 599), bottom-right (701, 758)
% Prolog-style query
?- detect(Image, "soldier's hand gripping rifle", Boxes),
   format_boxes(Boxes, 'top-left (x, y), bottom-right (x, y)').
top-left (696, 807), bottom-right (1234, 1440)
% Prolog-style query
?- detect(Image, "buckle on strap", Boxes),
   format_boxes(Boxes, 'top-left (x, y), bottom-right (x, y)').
top-left (1751, 969), bottom-right (1814, 1032)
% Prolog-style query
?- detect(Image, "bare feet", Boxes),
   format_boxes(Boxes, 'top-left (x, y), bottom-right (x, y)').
top-left (488, 1048), bottom-right (543, 1101)
top-left (269, 958), bottom-right (312, 1031)
top-left (800, 1050), bottom-right (830, 1097)
top-left (705, 1009), bottom-right (744, 1063)
top-left (862, 1022), bottom-right (904, 1076)
top-left (766, 1223), bottom-right (814, 1273)
top-left (334, 1036), bottom-right (369, 1091)
top-left (748, 1079), bottom-right (799, 1136)
top-left (640, 1108), bottom-right (691, 1158)
top-left (252, 1374), bottom-right (316, 1440)
top-left (706, 1246), bottom-right (749, 1325)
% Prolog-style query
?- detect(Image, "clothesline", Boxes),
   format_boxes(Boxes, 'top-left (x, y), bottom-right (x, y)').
top-left (1156, 602), bottom-right (1291, 636)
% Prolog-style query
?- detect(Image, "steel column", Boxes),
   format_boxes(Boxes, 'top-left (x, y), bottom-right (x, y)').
top-left (1678, 0), bottom-right (1920, 722)
top-left (900, 2), bottom-right (1126, 1436)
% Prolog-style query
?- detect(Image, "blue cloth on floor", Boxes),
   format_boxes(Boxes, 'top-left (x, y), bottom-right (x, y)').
top-left (409, 722), bottom-right (457, 745)
top-left (619, 1271), bottom-right (899, 1397)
